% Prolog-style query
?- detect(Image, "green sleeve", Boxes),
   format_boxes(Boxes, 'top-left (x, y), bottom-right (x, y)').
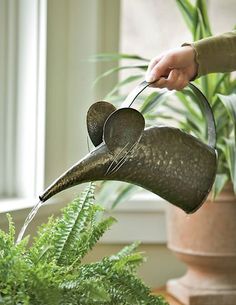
top-left (184, 31), bottom-right (236, 77)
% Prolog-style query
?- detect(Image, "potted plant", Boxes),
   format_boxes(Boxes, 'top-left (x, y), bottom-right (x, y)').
top-left (93, 1), bottom-right (236, 304)
top-left (162, 2), bottom-right (236, 304)
top-left (0, 183), bottom-right (167, 304)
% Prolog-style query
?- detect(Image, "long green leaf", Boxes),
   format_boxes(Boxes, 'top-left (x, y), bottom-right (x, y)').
top-left (176, 0), bottom-right (195, 33)
top-left (105, 75), bottom-right (143, 99)
top-left (111, 184), bottom-right (140, 209)
top-left (93, 65), bottom-right (147, 87)
top-left (196, 0), bottom-right (212, 36)
top-left (140, 91), bottom-right (169, 114)
top-left (218, 93), bottom-right (236, 142)
top-left (90, 53), bottom-right (149, 62)
top-left (212, 173), bottom-right (228, 199)
top-left (176, 90), bottom-right (202, 120)
top-left (163, 103), bottom-right (205, 138)
top-left (224, 139), bottom-right (236, 193)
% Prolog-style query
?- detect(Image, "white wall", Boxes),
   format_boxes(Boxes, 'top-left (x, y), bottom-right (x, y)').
top-left (120, 0), bottom-right (236, 59)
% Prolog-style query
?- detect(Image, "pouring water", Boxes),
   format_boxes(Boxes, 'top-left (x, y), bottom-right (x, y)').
top-left (16, 199), bottom-right (44, 243)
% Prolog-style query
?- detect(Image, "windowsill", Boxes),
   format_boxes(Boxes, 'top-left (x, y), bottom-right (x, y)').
top-left (0, 192), bottom-right (168, 213)
top-left (0, 192), bottom-right (168, 244)
top-left (111, 191), bottom-right (168, 212)
top-left (0, 198), bottom-right (39, 213)
top-left (102, 193), bottom-right (168, 244)
top-left (0, 197), bottom-right (66, 213)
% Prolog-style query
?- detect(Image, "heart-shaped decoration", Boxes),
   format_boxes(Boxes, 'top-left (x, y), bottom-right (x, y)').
top-left (87, 101), bottom-right (116, 146)
top-left (103, 108), bottom-right (145, 157)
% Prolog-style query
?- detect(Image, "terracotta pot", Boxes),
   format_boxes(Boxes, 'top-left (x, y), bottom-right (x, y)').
top-left (167, 183), bottom-right (236, 305)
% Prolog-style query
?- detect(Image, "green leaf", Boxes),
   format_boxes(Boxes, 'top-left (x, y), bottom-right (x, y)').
top-left (176, 0), bottom-right (195, 33)
top-left (164, 95), bottom-right (205, 139)
top-left (176, 90), bottom-right (202, 120)
top-left (140, 91), bottom-right (169, 114)
top-left (212, 173), bottom-right (228, 199)
top-left (199, 75), bottom-right (210, 99)
top-left (211, 73), bottom-right (227, 96)
top-left (97, 181), bottom-right (141, 209)
top-left (196, 0), bottom-right (212, 36)
top-left (111, 184), bottom-right (140, 209)
top-left (105, 74), bottom-right (144, 99)
top-left (218, 93), bottom-right (236, 142)
top-left (90, 53), bottom-right (149, 62)
top-left (222, 139), bottom-right (236, 193)
top-left (93, 64), bottom-right (147, 87)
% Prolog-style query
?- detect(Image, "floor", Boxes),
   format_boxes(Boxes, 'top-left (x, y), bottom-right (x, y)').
top-left (154, 288), bottom-right (183, 305)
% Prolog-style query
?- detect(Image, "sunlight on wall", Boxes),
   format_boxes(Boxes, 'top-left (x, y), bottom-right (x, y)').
top-left (120, 0), bottom-right (236, 59)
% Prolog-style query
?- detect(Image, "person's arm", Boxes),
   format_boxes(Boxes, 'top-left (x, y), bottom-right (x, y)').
top-left (145, 31), bottom-right (236, 90)
top-left (186, 30), bottom-right (236, 77)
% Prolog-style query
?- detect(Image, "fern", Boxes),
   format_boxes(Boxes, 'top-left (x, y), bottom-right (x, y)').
top-left (69, 216), bottom-right (117, 267)
top-left (0, 185), bottom-right (168, 305)
top-left (54, 183), bottom-right (96, 264)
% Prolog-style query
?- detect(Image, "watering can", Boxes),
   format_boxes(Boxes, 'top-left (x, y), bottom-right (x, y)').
top-left (39, 81), bottom-right (217, 213)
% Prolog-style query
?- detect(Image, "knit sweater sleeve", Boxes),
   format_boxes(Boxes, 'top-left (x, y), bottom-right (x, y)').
top-left (183, 31), bottom-right (236, 77)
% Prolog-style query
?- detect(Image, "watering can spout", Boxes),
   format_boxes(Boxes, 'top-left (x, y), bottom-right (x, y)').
top-left (39, 146), bottom-right (109, 203)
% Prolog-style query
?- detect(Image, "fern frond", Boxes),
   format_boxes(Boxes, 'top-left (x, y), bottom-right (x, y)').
top-left (60, 278), bottom-right (111, 303)
top-left (30, 216), bottom-right (57, 264)
top-left (72, 255), bottom-right (167, 304)
top-left (111, 252), bottom-right (145, 273)
top-left (54, 183), bottom-right (95, 264)
top-left (114, 241), bottom-right (140, 258)
top-left (106, 269), bottom-right (166, 305)
top-left (57, 203), bottom-right (103, 266)
top-left (6, 214), bottom-right (15, 245)
top-left (68, 215), bottom-right (117, 267)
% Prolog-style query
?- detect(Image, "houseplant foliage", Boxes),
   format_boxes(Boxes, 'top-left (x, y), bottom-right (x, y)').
top-left (94, 0), bottom-right (236, 206)
top-left (0, 184), bottom-right (167, 305)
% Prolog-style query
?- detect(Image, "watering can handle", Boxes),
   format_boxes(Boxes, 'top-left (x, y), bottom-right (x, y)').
top-left (121, 80), bottom-right (216, 149)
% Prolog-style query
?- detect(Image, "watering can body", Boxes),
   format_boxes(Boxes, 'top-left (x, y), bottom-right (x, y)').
top-left (39, 81), bottom-right (217, 214)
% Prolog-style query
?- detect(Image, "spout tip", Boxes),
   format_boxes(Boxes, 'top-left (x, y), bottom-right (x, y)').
top-left (39, 187), bottom-right (55, 202)
top-left (38, 195), bottom-right (44, 202)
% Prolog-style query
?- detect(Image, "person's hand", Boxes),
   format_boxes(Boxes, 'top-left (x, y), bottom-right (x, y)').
top-left (145, 46), bottom-right (198, 90)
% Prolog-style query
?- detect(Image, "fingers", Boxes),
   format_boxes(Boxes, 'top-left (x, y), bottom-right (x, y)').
top-left (145, 55), bottom-right (171, 82)
top-left (150, 69), bottom-right (189, 90)
top-left (145, 46), bottom-right (197, 84)
top-left (145, 55), bottom-right (162, 82)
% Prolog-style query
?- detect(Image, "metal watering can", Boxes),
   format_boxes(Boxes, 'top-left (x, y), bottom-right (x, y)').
top-left (39, 81), bottom-right (217, 213)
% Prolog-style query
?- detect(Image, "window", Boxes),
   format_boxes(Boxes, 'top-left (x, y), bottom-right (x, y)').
top-left (0, 0), bottom-right (47, 201)
top-left (0, 0), bottom-right (120, 207)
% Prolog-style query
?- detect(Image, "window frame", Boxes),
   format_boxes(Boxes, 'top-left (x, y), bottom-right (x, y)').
top-left (0, 0), bottom-right (47, 200)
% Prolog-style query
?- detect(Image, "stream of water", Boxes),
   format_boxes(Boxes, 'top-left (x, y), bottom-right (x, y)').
top-left (16, 199), bottom-right (44, 244)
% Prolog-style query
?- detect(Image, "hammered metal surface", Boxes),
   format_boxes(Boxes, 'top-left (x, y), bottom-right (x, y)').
top-left (40, 125), bottom-right (217, 213)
